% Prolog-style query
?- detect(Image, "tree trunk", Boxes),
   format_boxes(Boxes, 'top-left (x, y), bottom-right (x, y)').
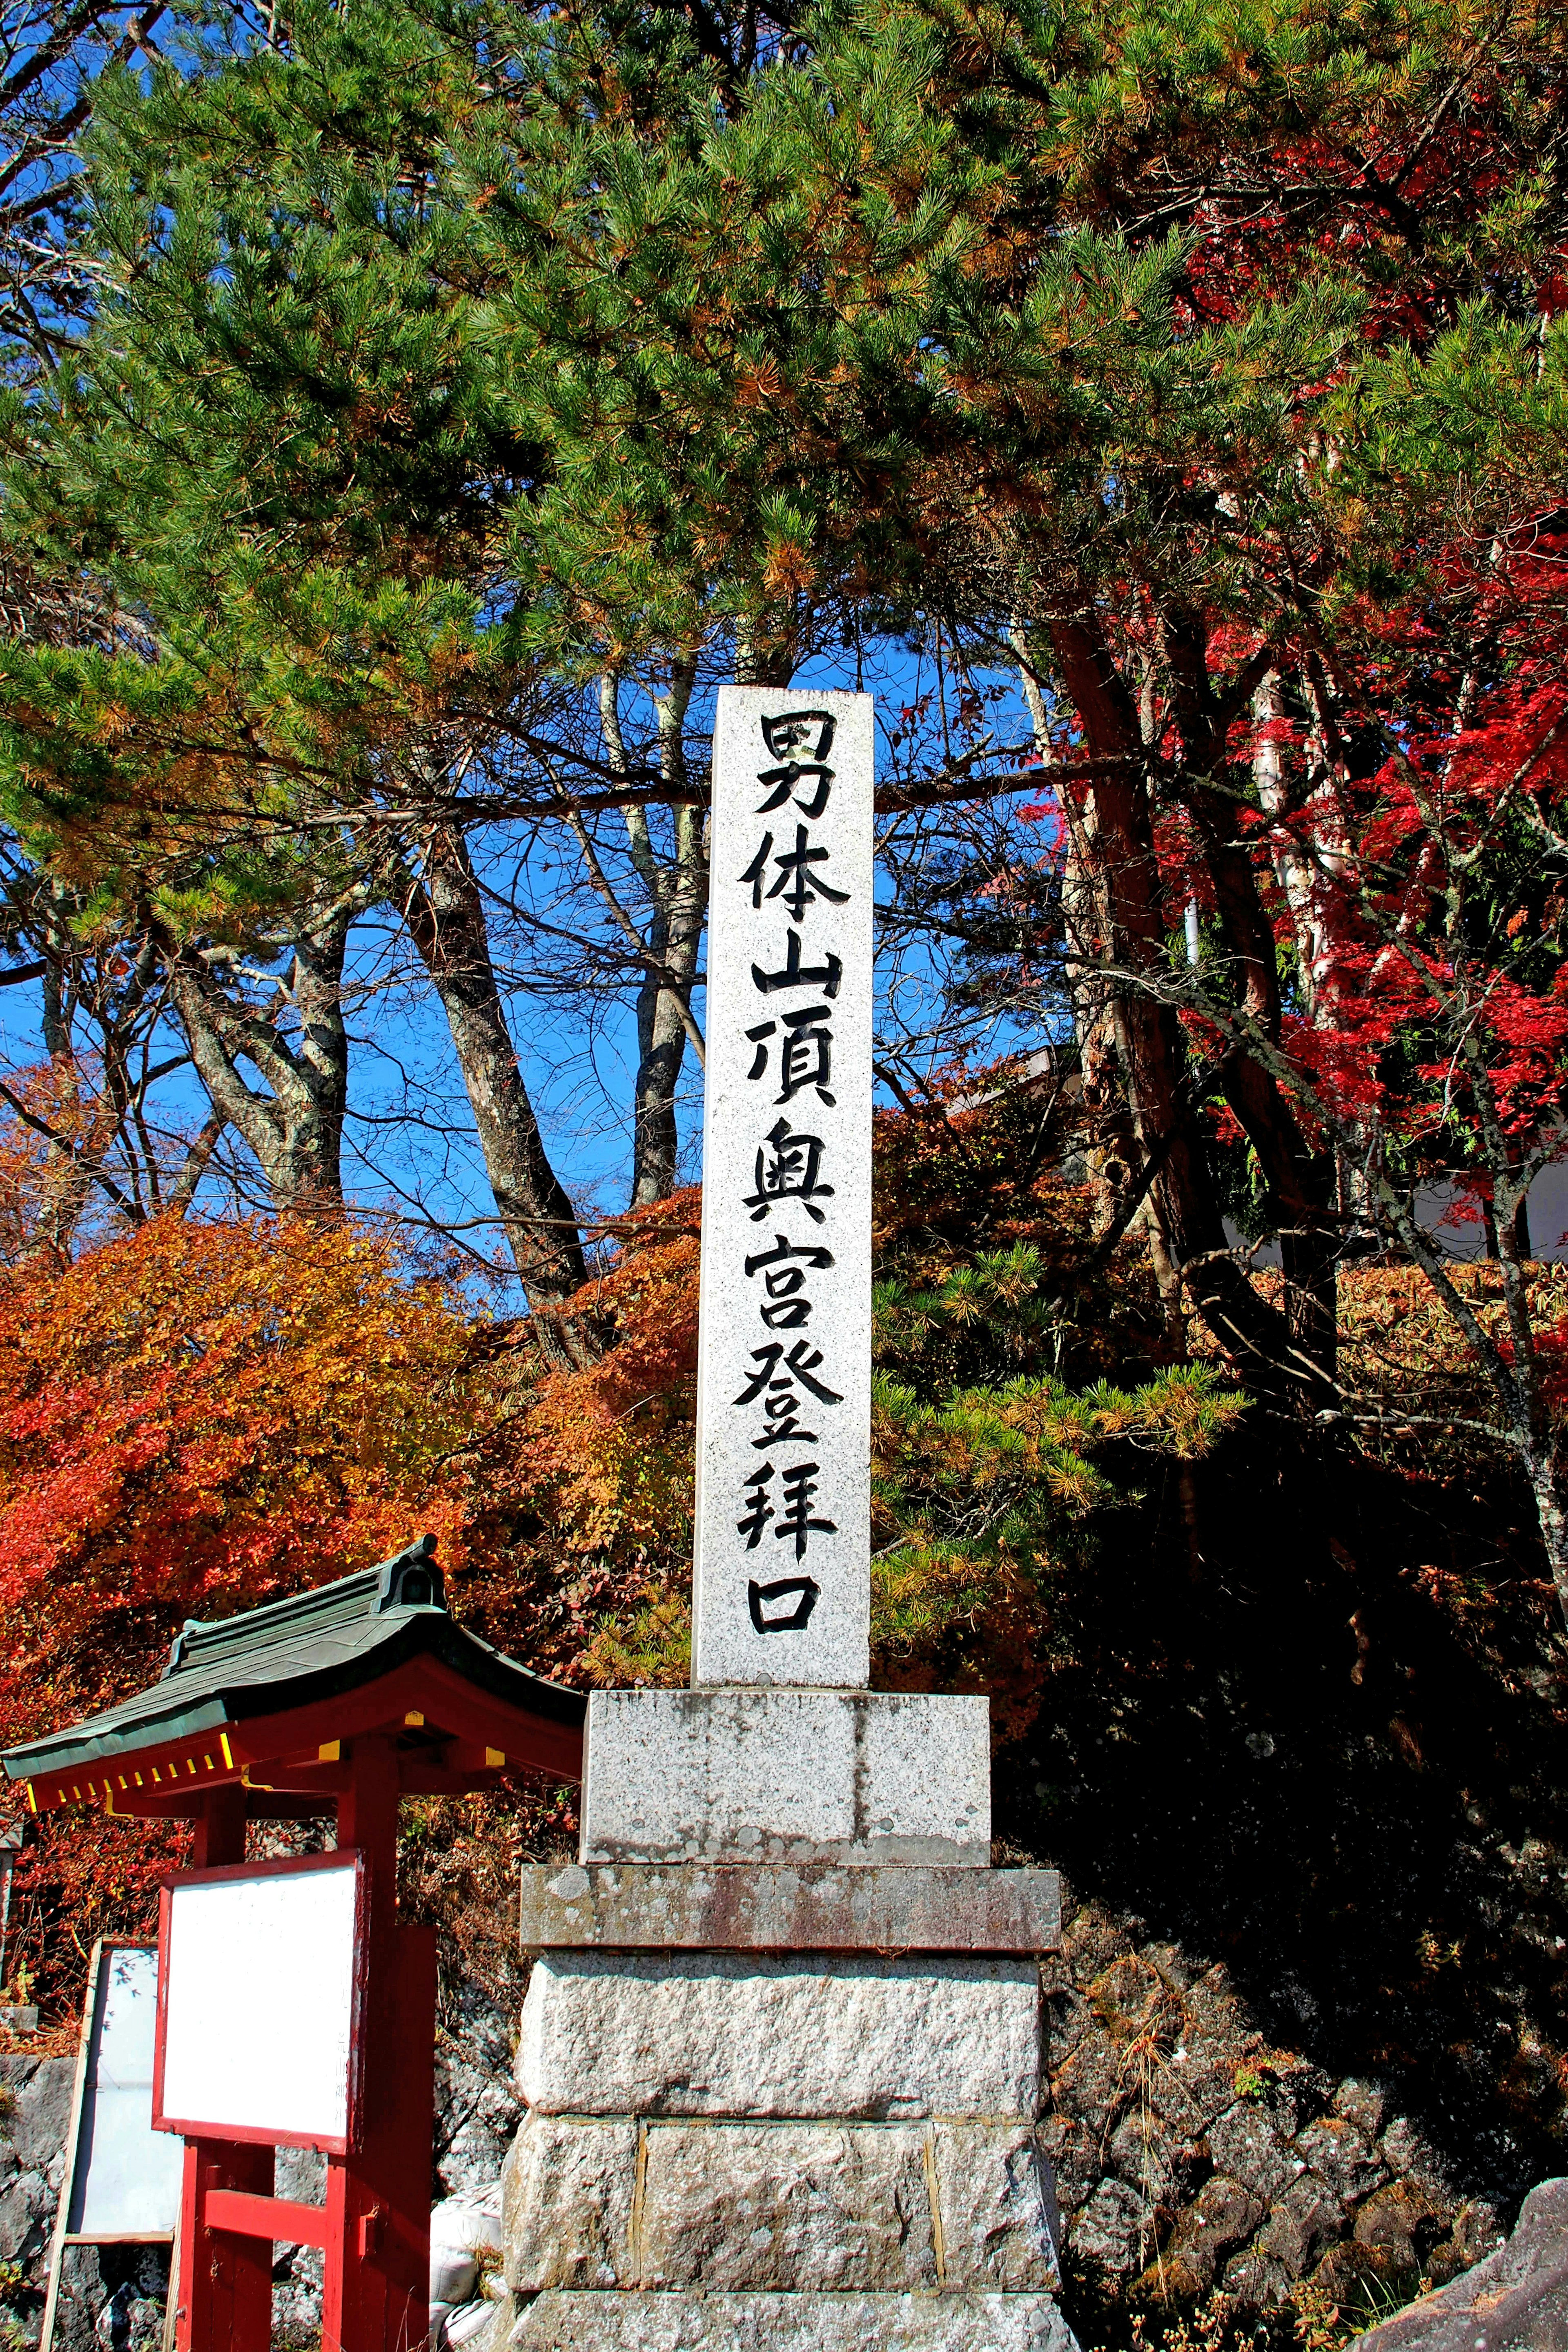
top-left (1010, 621), bottom-right (1143, 1232)
top-left (393, 826), bottom-right (597, 1360)
top-left (1523, 1445), bottom-right (1568, 1634)
top-left (1047, 611), bottom-right (1323, 1408)
top-left (16, 901), bottom-right (145, 1265)
top-left (170, 912), bottom-right (350, 1216)
top-left (613, 659), bottom-right (708, 1208)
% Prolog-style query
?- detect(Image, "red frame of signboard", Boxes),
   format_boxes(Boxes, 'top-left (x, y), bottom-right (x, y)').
top-left (151, 1849), bottom-right (370, 2156)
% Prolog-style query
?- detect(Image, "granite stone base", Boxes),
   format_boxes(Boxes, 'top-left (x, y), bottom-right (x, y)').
top-left (579, 1689), bottom-right (991, 1864)
top-left (503, 2115), bottom-right (1060, 2294)
top-left (520, 1862), bottom-right (1060, 1953)
top-left (506, 2289), bottom-right (1078, 2350)
top-left (517, 1950), bottom-right (1042, 2120)
top-left (505, 1690), bottom-right (1075, 2351)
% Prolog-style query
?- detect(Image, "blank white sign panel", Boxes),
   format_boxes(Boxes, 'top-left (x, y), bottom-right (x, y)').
top-left (71, 1947), bottom-right (184, 2235)
top-left (159, 1862), bottom-right (359, 2144)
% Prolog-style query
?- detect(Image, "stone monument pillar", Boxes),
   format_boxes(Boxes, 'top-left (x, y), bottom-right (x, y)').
top-left (500, 689), bottom-right (1073, 2352)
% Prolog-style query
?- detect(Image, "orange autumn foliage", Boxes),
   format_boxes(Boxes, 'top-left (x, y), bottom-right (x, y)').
top-left (448, 1194), bottom-right (702, 1686)
top-left (0, 1204), bottom-right (702, 2014)
top-left (0, 1211), bottom-right (487, 1750)
top-left (511, 1194), bottom-right (700, 1558)
top-left (0, 1212), bottom-right (521, 2016)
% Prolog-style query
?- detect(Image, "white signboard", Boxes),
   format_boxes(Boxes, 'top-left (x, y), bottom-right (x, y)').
top-left (154, 1854), bottom-right (364, 2152)
top-left (71, 1944), bottom-right (184, 2236)
top-left (692, 687), bottom-right (874, 1688)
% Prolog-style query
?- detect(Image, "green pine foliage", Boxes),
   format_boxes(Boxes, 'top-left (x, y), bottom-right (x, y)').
top-left (869, 1245), bottom-right (1247, 1665)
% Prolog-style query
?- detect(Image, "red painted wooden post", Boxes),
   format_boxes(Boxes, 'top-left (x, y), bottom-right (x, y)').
top-left (177, 2143), bottom-right (275, 2352)
top-left (169, 1748), bottom-right (437, 2352)
top-left (324, 1734), bottom-right (434, 2352)
top-left (176, 1793), bottom-right (274, 2352)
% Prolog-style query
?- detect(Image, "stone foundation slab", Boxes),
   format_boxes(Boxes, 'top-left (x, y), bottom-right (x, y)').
top-left (501, 2115), bottom-right (637, 2290)
top-left (933, 2121), bottom-right (1061, 2292)
top-left (580, 1690), bottom-right (991, 1865)
top-left (639, 2122), bottom-right (936, 2290)
top-left (504, 2115), bottom-right (1060, 2295)
top-left (516, 1951), bottom-right (1041, 2118)
top-left (507, 2289), bottom-right (1077, 2351)
top-left (520, 1863), bottom-right (1060, 1953)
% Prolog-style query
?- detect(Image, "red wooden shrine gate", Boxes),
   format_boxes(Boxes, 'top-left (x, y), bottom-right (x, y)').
top-left (2, 1540), bottom-right (585, 2352)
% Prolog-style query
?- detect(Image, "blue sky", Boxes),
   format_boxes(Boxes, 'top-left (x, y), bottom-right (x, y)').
top-left (0, 636), bottom-right (1054, 1300)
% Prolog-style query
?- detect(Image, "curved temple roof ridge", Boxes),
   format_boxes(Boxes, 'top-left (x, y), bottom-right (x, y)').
top-left (162, 1534), bottom-right (446, 1678)
top-left (0, 1534), bottom-right (585, 1794)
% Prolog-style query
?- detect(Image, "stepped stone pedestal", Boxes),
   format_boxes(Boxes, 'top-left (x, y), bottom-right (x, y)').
top-left (499, 1689), bottom-right (1074, 2352)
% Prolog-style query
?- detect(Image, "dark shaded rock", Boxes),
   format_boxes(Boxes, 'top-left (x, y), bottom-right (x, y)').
top-left (1294, 2115), bottom-right (1387, 2205)
top-left (1144, 2175), bottom-right (1264, 2297)
top-left (1138, 1966), bottom-right (1258, 2135)
top-left (1206, 2102), bottom-right (1299, 2205)
top-left (1256, 2172), bottom-right (1346, 2280)
top-left (1041, 1985), bottom-right (1096, 2071)
top-left (1424, 2199), bottom-right (1508, 2286)
top-left (1334, 2079), bottom-right (1390, 2143)
top-left (1054, 2033), bottom-right (1135, 2127)
top-left (1065, 1908), bottom-right (1136, 1990)
top-left (436, 1986), bottom-right (523, 2200)
top-left (1356, 2178), bottom-right (1447, 2269)
top-left (1380, 2117), bottom-right (1454, 2200)
top-left (1142, 1944), bottom-right (1202, 1995)
top-left (1222, 2246), bottom-right (1294, 2307)
top-left (1089, 1956), bottom-right (1169, 2045)
top-left (1312, 2238), bottom-right (1405, 2305)
top-left (1036, 2115), bottom-right (1100, 2214)
top-left (273, 2145), bottom-right (327, 2348)
top-left (51, 2243), bottom-right (169, 2352)
top-left (1069, 2178), bottom-right (1158, 2276)
top-left (1352, 2178), bottom-right (1568, 2352)
top-left (1108, 2112), bottom-right (1187, 2206)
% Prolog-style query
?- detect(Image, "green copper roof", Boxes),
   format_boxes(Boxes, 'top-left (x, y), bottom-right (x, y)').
top-left (2, 1537), bottom-right (585, 1782)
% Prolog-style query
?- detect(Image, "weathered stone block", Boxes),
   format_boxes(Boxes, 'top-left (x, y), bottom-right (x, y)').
top-left (507, 2289), bottom-right (1079, 2350)
top-left (517, 1951), bottom-right (1041, 2120)
top-left (1331, 2078), bottom-right (1388, 2142)
top-left (1222, 2246), bottom-right (1294, 2307)
top-left (1145, 2174), bottom-right (1263, 2297)
top-left (932, 2124), bottom-right (1060, 2292)
top-left (579, 1689), bottom-right (991, 1866)
top-left (502, 2114), bottom-right (637, 2291)
top-left (1085, 1956), bottom-right (1164, 2043)
top-left (1108, 2111), bottom-right (1185, 2206)
top-left (1152, 1969), bottom-right (1256, 2130)
top-left (1354, 2178), bottom-right (1442, 2267)
top-left (1378, 2116), bottom-right (1452, 2201)
top-left (520, 1863), bottom-right (1059, 1954)
top-left (1068, 2179), bottom-right (1156, 2276)
top-left (1205, 2102), bottom-right (1298, 2205)
top-left (1255, 2172), bottom-right (1345, 2279)
top-left (1048, 2031), bottom-right (1128, 2126)
top-left (1311, 2240), bottom-right (1403, 2305)
top-left (1292, 2116), bottom-right (1385, 2205)
top-left (640, 2121), bottom-right (936, 2290)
